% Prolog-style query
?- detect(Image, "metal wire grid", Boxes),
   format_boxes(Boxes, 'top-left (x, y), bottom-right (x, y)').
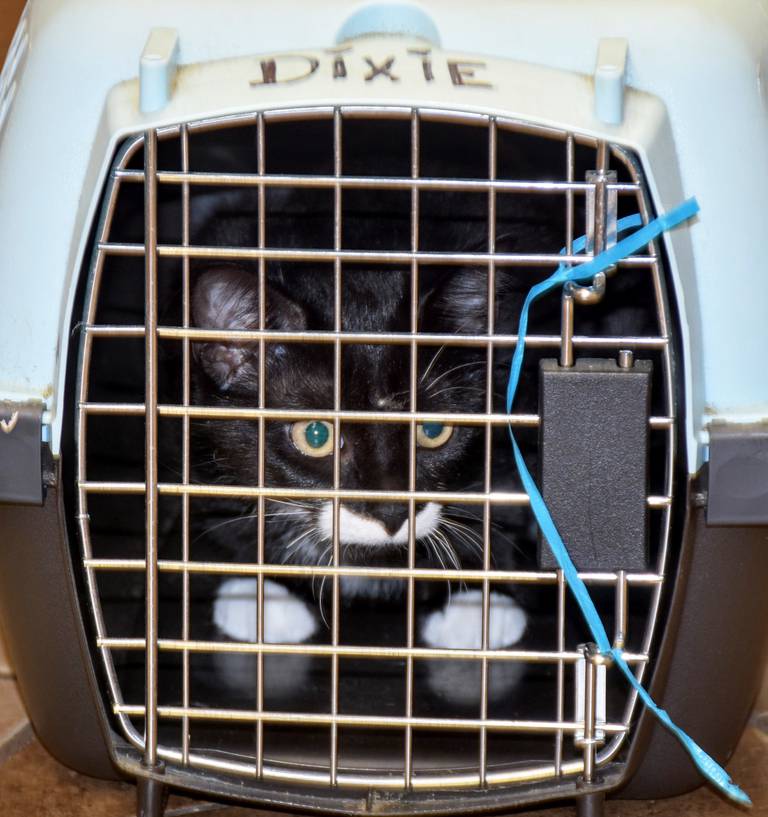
top-left (75, 106), bottom-right (676, 791)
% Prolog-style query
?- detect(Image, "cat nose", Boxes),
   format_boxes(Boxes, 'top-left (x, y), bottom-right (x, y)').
top-left (373, 503), bottom-right (410, 537)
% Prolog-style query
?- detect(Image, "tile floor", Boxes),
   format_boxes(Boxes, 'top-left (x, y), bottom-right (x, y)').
top-left (0, 630), bottom-right (765, 817)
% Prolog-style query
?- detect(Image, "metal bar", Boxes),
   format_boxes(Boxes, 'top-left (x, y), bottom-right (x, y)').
top-left (580, 646), bottom-right (600, 783)
top-left (479, 117), bottom-right (497, 786)
top-left (143, 128), bottom-right (160, 769)
top-left (256, 111), bottom-right (267, 778)
top-left (86, 325), bottom-right (669, 349)
top-left (180, 122), bottom-right (191, 766)
top-left (561, 134), bottom-right (576, 363)
top-left (115, 742), bottom-right (590, 790)
top-left (76, 402), bottom-right (675, 429)
top-left (76, 133), bottom-right (146, 765)
top-left (131, 102), bottom-right (611, 144)
top-left (330, 106), bottom-right (342, 786)
top-left (615, 570), bottom-right (628, 649)
top-left (97, 241), bottom-right (657, 268)
top-left (79, 403), bottom-right (541, 425)
top-left (83, 559), bottom-right (665, 585)
top-left (560, 290), bottom-right (574, 368)
top-left (113, 705), bottom-right (630, 735)
top-left (79, 480), bottom-right (672, 509)
top-left (114, 742), bottom-right (589, 790)
top-left (404, 107), bottom-right (420, 789)
top-left (77, 402), bottom-right (671, 429)
top-left (116, 168), bottom-right (640, 195)
top-left (554, 569), bottom-right (566, 776)
top-left (68, 134), bottom-right (137, 528)
top-left (98, 636), bottom-right (649, 665)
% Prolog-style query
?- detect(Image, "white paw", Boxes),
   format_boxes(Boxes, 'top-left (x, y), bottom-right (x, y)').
top-left (213, 578), bottom-right (317, 644)
top-left (421, 590), bottom-right (527, 650)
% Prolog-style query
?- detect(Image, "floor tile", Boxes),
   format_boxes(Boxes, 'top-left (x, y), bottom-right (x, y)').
top-left (0, 631), bottom-right (13, 678)
top-left (0, 741), bottom-right (202, 817)
top-left (0, 678), bottom-right (29, 765)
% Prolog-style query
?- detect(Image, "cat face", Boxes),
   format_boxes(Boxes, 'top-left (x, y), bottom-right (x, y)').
top-left (191, 264), bottom-right (490, 586)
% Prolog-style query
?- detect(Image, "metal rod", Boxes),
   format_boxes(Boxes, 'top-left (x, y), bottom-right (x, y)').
top-left (560, 289), bottom-right (574, 368)
top-left (97, 241), bottom-right (656, 268)
top-left (329, 106), bottom-right (342, 786)
top-left (115, 168), bottom-right (639, 195)
top-left (114, 741), bottom-right (590, 790)
top-left (143, 128), bottom-right (160, 769)
top-left (99, 636), bottom-right (649, 664)
top-left (84, 558), bottom-right (665, 586)
top-left (479, 116), bottom-right (498, 786)
top-left (114, 705), bottom-right (630, 735)
top-left (255, 111), bottom-right (267, 778)
top-left (77, 401), bottom-right (673, 429)
top-left (85, 324), bottom-right (667, 348)
top-left (615, 570), bottom-right (628, 649)
top-left (180, 122), bottom-right (191, 766)
top-left (560, 133), bottom-right (575, 368)
top-left (581, 645), bottom-right (599, 784)
top-left (554, 569), bottom-right (566, 775)
top-left (79, 480), bottom-right (672, 509)
top-left (404, 107), bottom-right (420, 789)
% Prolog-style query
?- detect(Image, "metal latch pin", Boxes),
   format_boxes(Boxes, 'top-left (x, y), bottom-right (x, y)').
top-left (575, 643), bottom-right (609, 783)
top-left (560, 162), bottom-right (618, 367)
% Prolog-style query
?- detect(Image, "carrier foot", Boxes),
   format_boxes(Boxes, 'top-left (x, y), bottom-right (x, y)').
top-left (575, 790), bottom-right (605, 817)
top-left (136, 775), bottom-right (167, 817)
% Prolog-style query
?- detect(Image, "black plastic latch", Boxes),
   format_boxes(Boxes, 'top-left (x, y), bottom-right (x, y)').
top-left (0, 401), bottom-right (44, 505)
top-left (707, 423), bottom-right (768, 526)
top-left (538, 358), bottom-right (652, 571)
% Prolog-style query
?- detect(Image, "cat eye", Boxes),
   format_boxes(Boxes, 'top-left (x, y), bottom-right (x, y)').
top-left (290, 420), bottom-right (335, 457)
top-left (416, 421), bottom-right (454, 449)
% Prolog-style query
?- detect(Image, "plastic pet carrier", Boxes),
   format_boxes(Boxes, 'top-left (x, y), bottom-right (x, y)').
top-left (0, 2), bottom-right (767, 816)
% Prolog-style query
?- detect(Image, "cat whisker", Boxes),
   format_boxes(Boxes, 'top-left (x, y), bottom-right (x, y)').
top-left (444, 508), bottom-right (525, 555)
top-left (433, 529), bottom-right (462, 571)
top-left (263, 510), bottom-right (311, 518)
top-left (425, 385), bottom-right (486, 400)
top-left (419, 345), bottom-right (448, 386)
top-left (191, 456), bottom-right (230, 468)
top-left (441, 518), bottom-right (485, 557)
top-left (316, 546), bottom-right (334, 629)
top-left (266, 498), bottom-right (317, 511)
top-left (424, 360), bottom-right (482, 391)
top-left (282, 527), bottom-right (320, 560)
top-left (424, 533), bottom-right (452, 604)
top-left (440, 522), bottom-right (489, 573)
top-left (193, 512), bottom-right (260, 542)
top-left (434, 528), bottom-right (469, 594)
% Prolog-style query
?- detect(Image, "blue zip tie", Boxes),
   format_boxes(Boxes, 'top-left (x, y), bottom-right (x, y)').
top-left (505, 197), bottom-right (751, 807)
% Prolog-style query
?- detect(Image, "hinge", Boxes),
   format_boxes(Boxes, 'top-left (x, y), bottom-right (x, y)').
top-left (707, 422), bottom-right (768, 525)
top-left (0, 400), bottom-right (44, 505)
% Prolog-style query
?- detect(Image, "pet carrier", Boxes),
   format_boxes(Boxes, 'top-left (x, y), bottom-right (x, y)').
top-left (0, 2), bottom-right (767, 816)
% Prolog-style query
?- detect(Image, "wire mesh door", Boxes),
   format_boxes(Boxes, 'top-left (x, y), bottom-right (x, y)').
top-left (75, 105), bottom-right (677, 794)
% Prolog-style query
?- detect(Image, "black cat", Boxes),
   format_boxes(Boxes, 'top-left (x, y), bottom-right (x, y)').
top-left (182, 165), bottom-right (546, 675)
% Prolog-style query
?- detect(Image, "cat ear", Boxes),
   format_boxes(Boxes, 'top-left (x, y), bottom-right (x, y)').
top-left (192, 267), bottom-right (306, 390)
